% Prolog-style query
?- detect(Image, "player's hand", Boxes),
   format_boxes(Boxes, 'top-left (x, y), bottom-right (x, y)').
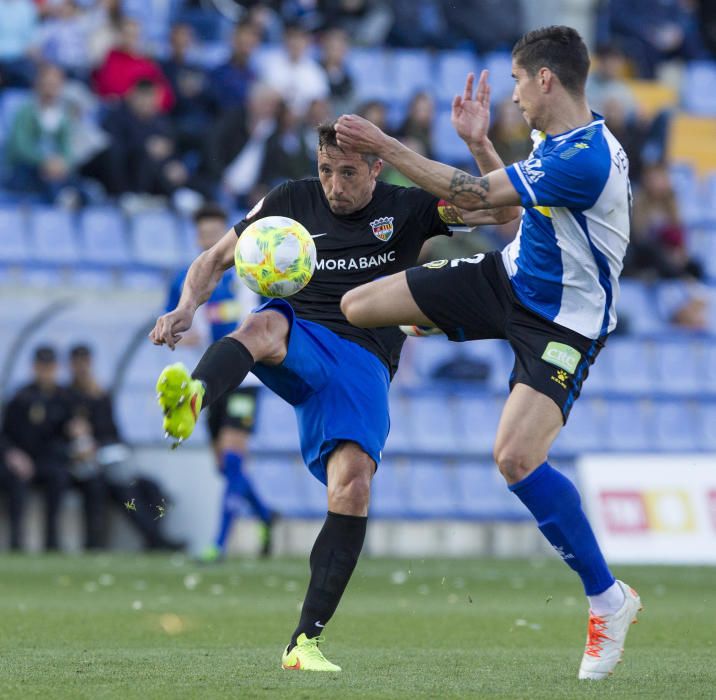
top-left (4, 448), bottom-right (34, 481)
top-left (335, 114), bottom-right (390, 156)
top-left (149, 307), bottom-right (194, 350)
top-left (451, 70), bottom-right (491, 148)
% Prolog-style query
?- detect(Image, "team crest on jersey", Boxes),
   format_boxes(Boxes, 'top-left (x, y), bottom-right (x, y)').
top-left (370, 216), bottom-right (394, 242)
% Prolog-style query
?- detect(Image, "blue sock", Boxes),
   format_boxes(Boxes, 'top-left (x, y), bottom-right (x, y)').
top-left (509, 462), bottom-right (615, 596)
top-left (223, 451), bottom-right (272, 524)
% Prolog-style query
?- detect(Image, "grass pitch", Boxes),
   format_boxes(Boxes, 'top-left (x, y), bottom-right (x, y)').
top-left (0, 554), bottom-right (713, 699)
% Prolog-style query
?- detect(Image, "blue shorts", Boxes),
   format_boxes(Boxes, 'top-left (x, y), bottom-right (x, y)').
top-left (251, 299), bottom-right (391, 485)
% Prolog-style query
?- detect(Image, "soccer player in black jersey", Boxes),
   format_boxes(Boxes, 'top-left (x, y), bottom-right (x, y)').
top-left (150, 122), bottom-right (518, 671)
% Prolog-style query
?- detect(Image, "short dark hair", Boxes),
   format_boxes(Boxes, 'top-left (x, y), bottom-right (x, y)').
top-left (69, 344), bottom-right (92, 359)
top-left (34, 345), bottom-right (57, 364)
top-left (193, 202), bottom-right (227, 224)
top-left (512, 25), bottom-right (590, 96)
top-left (317, 121), bottom-right (378, 167)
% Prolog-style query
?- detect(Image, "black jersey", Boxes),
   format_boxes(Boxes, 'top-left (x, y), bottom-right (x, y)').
top-left (234, 178), bottom-right (450, 375)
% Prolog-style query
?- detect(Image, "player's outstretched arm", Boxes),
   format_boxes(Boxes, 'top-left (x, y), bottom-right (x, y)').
top-left (335, 114), bottom-right (520, 211)
top-left (149, 229), bottom-right (236, 349)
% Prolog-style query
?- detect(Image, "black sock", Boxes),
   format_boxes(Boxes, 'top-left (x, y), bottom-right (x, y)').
top-left (192, 337), bottom-right (255, 407)
top-left (290, 511), bottom-right (367, 648)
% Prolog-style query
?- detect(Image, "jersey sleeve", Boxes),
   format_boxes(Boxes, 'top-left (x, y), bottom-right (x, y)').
top-left (505, 145), bottom-right (611, 210)
top-left (233, 182), bottom-right (292, 237)
top-left (405, 188), bottom-right (452, 240)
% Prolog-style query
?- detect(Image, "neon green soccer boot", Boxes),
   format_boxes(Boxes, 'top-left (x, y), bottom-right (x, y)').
top-left (156, 363), bottom-right (204, 445)
top-left (281, 634), bottom-right (341, 672)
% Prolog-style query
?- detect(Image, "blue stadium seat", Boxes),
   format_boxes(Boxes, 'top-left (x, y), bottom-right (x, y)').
top-left (653, 339), bottom-right (703, 395)
top-left (70, 267), bottom-right (116, 288)
top-left (177, 216), bottom-right (201, 264)
top-left (432, 109), bottom-right (470, 164)
top-left (652, 400), bottom-right (699, 451)
top-left (455, 462), bottom-right (525, 519)
top-left (384, 394), bottom-right (413, 452)
top-left (0, 88), bottom-right (31, 144)
top-left (484, 52), bottom-right (514, 102)
top-left (27, 206), bottom-right (80, 264)
top-left (408, 336), bottom-right (458, 379)
top-left (115, 386), bottom-right (174, 444)
top-left (79, 206), bottom-right (130, 266)
top-left (602, 338), bottom-right (654, 393)
top-left (603, 399), bottom-right (652, 450)
top-left (704, 343), bottom-right (716, 393)
top-left (0, 205), bottom-right (30, 262)
top-left (251, 458), bottom-right (313, 516)
top-left (371, 458), bottom-right (410, 518)
top-left (251, 392), bottom-right (300, 452)
top-left (553, 397), bottom-right (607, 453)
top-left (461, 339), bottom-right (511, 391)
top-left (695, 402), bottom-right (716, 450)
top-left (124, 339), bottom-right (204, 388)
top-left (410, 394), bottom-right (459, 454)
top-left (682, 61), bottom-right (716, 116)
top-left (435, 50), bottom-right (479, 104)
top-left (453, 395), bottom-right (501, 453)
top-left (346, 48), bottom-right (391, 102)
top-left (121, 268), bottom-right (167, 289)
top-left (390, 49), bottom-right (434, 103)
top-left (130, 210), bottom-right (182, 268)
top-left (669, 163), bottom-right (702, 227)
top-left (19, 266), bottom-right (65, 288)
top-left (408, 462), bottom-right (459, 517)
top-left (617, 279), bottom-right (663, 334)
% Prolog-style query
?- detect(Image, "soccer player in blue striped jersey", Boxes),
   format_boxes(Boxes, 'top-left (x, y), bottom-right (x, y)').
top-left (337, 25), bottom-right (641, 681)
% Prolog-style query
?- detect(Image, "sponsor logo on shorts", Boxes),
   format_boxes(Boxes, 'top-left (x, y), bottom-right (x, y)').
top-left (423, 259), bottom-right (449, 269)
top-left (422, 254), bottom-right (485, 270)
top-left (550, 368), bottom-right (570, 390)
top-left (370, 216), bottom-right (394, 242)
top-left (541, 341), bottom-right (581, 374)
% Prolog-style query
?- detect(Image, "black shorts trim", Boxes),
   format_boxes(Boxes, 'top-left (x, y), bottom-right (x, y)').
top-left (406, 251), bottom-right (605, 422)
top-left (207, 386), bottom-right (260, 440)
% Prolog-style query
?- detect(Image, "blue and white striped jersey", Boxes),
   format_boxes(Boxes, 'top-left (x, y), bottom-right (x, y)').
top-left (503, 115), bottom-right (631, 339)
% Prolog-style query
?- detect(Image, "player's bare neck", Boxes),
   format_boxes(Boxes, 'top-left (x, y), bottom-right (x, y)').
top-left (543, 97), bottom-right (593, 137)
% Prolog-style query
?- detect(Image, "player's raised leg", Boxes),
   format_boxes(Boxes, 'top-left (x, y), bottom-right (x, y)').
top-left (493, 384), bottom-right (641, 680)
top-left (282, 441), bottom-right (374, 672)
top-left (157, 310), bottom-right (289, 442)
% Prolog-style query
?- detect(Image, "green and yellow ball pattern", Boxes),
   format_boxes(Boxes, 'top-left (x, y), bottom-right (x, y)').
top-left (235, 216), bottom-right (316, 298)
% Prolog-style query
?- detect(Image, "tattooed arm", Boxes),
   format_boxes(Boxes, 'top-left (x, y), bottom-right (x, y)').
top-left (335, 114), bottom-right (521, 211)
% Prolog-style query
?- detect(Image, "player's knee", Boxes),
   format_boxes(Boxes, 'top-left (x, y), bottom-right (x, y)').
top-left (327, 458), bottom-right (373, 515)
top-left (493, 444), bottom-right (534, 485)
top-left (231, 311), bottom-right (287, 363)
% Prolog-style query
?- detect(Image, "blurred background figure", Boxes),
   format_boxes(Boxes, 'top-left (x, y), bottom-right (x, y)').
top-left (0, 432), bottom-right (34, 550)
top-left (319, 27), bottom-right (354, 115)
top-left (0, 0), bottom-right (38, 87)
top-left (2, 347), bottom-right (77, 550)
top-left (165, 203), bottom-right (276, 562)
top-left (67, 345), bottom-right (184, 551)
top-left (210, 19), bottom-right (261, 110)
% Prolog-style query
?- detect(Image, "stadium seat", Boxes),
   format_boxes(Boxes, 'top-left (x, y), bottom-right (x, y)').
top-left (121, 268), bottom-right (168, 289)
top-left (408, 462), bottom-right (459, 517)
top-left (408, 336), bottom-right (458, 380)
top-left (435, 50), bottom-right (479, 104)
top-left (623, 79), bottom-right (678, 118)
top-left (695, 402), bottom-right (716, 450)
top-left (653, 339), bottom-right (704, 395)
top-left (384, 394), bottom-right (413, 452)
top-left (177, 216), bottom-right (201, 264)
top-left (651, 400), bottom-right (699, 451)
top-left (484, 52), bottom-right (514, 102)
top-left (553, 397), bottom-right (607, 453)
top-left (0, 88), bottom-right (31, 143)
top-left (681, 61), bottom-right (716, 117)
top-left (346, 48), bottom-right (391, 102)
top-left (251, 458), bottom-right (314, 517)
top-left (668, 113), bottom-right (716, 177)
top-left (603, 399), bottom-right (652, 450)
top-left (601, 338), bottom-right (655, 394)
top-left (27, 206), bottom-right (80, 264)
top-left (129, 210), bottom-right (182, 268)
top-left (371, 458), bottom-right (410, 518)
top-left (79, 206), bottom-right (130, 266)
top-left (252, 392), bottom-right (300, 452)
top-left (115, 386), bottom-right (176, 444)
top-left (70, 267), bottom-right (117, 288)
top-left (0, 205), bottom-right (30, 262)
top-left (390, 49), bottom-right (434, 103)
top-left (410, 394), bottom-right (460, 454)
top-left (617, 279), bottom-right (663, 334)
top-left (669, 163), bottom-right (702, 227)
top-left (453, 395), bottom-right (501, 453)
top-left (432, 108), bottom-right (470, 164)
top-left (454, 461), bottom-right (523, 519)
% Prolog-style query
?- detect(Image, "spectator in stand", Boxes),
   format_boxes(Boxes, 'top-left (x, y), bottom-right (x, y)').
top-left (218, 82), bottom-right (282, 206)
top-left (98, 79), bottom-right (187, 197)
top-left (625, 162), bottom-right (704, 280)
top-left (67, 345), bottom-right (184, 551)
top-left (388, 0), bottom-right (451, 49)
top-left (260, 23), bottom-right (329, 117)
top-left (0, 434), bottom-right (34, 551)
top-left (210, 20), bottom-right (261, 110)
top-left (6, 63), bottom-right (80, 204)
top-left (2, 346), bottom-right (75, 550)
top-left (586, 45), bottom-right (637, 117)
top-left (258, 100), bottom-right (315, 188)
top-left (698, 0), bottom-right (716, 57)
top-left (656, 280), bottom-right (709, 331)
top-left (319, 27), bottom-right (354, 114)
top-left (0, 0), bottom-right (38, 87)
top-left (356, 99), bottom-right (387, 131)
top-left (92, 16), bottom-right (174, 112)
top-left (34, 0), bottom-right (96, 80)
top-left (443, 0), bottom-right (523, 53)
top-left (397, 91), bottom-right (435, 159)
top-left (318, 0), bottom-right (393, 47)
top-left (86, 0), bottom-right (124, 67)
top-left (160, 23), bottom-right (215, 158)
top-left (605, 0), bottom-right (707, 78)
top-left (488, 97), bottom-right (531, 166)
